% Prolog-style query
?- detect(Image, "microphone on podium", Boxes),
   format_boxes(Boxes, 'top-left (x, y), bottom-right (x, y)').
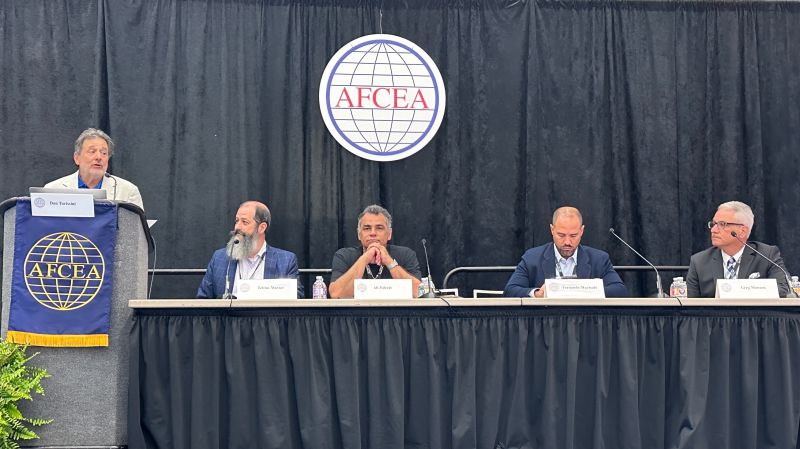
top-left (609, 227), bottom-right (665, 298)
top-left (103, 172), bottom-right (118, 201)
top-left (730, 231), bottom-right (798, 298)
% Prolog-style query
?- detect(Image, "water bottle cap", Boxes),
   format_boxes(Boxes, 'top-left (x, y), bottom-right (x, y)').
top-left (793, 276), bottom-right (799, 282)
top-left (316, 276), bottom-right (323, 280)
top-left (673, 277), bottom-right (684, 282)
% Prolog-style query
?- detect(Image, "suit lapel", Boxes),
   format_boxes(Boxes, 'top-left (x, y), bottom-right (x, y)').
top-left (262, 245), bottom-right (274, 278)
top-left (709, 248), bottom-right (724, 281)
top-left (541, 244), bottom-right (556, 279)
top-left (66, 171), bottom-right (79, 188)
top-left (737, 246), bottom-right (757, 279)
top-left (575, 246), bottom-right (591, 279)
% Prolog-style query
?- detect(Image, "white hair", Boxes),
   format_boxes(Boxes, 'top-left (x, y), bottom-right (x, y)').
top-left (717, 201), bottom-right (754, 229)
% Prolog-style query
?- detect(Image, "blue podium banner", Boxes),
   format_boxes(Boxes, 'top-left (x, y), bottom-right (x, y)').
top-left (8, 199), bottom-right (117, 347)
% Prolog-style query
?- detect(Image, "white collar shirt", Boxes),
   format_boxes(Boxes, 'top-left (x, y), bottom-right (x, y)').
top-left (233, 242), bottom-right (267, 294)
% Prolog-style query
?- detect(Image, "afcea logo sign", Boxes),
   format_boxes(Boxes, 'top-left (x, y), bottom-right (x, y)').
top-left (319, 34), bottom-right (446, 162)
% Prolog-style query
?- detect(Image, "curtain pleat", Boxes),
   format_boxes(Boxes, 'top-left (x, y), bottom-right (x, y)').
top-left (129, 308), bottom-right (800, 449)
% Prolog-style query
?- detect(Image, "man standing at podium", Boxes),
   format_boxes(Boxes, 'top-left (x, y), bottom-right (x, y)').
top-left (504, 206), bottom-right (627, 298)
top-left (197, 201), bottom-right (304, 299)
top-left (686, 201), bottom-right (789, 298)
top-left (44, 128), bottom-right (144, 210)
top-left (329, 205), bottom-right (422, 298)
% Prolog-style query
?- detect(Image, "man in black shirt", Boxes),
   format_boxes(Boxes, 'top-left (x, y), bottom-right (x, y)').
top-left (329, 205), bottom-right (422, 298)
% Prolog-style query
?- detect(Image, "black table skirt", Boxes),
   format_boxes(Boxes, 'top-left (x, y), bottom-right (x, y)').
top-left (128, 307), bottom-right (800, 449)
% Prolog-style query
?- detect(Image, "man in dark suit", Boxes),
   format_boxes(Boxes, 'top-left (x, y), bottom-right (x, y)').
top-left (504, 206), bottom-right (627, 298)
top-left (687, 201), bottom-right (789, 298)
top-left (197, 201), bottom-right (304, 298)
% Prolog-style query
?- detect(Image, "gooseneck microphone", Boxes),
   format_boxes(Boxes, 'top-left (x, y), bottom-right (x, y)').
top-left (420, 238), bottom-right (436, 298)
top-left (730, 231), bottom-right (798, 298)
top-left (103, 172), bottom-right (118, 201)
top-left (222, 238), bottom-right (240, 300)
top-left (609, 228), bottom-right (665, 298)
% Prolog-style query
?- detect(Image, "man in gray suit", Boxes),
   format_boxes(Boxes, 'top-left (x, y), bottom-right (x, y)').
top-left (687, 201), bottom-right (789, 298)
top-left (44, 128), bottom-right (144, 210)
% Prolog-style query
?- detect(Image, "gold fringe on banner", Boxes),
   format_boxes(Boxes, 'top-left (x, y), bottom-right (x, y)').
top-left (5, 331), bottom-right (108, 347)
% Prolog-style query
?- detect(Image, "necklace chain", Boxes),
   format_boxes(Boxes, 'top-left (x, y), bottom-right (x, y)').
top-left (365, 264), bottom-right (384, 279)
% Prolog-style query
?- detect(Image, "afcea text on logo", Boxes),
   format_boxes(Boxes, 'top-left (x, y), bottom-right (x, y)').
top-left (319, 34), bottom-right (446, 162)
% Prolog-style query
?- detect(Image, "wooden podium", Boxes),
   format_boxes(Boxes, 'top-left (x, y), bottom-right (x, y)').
top-left (0, 197), bottom-right (152, 448)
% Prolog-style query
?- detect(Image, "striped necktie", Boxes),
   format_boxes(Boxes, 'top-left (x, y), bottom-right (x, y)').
top-left (726, 256), bottom-right (737, 279)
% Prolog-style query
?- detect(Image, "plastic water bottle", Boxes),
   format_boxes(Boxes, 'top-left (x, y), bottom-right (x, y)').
top-left (791, 276), bottom-right (800, 298)
top-left (670, 276), bottom-right (687, 299)
top-left (312, 276), bottom-right (327, 299)
top-left (417, 278), bottom-right (427, 297)
top-left (418, 277), bottom-right (436, 297)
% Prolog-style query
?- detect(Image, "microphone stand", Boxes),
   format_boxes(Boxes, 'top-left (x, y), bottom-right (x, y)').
top-left (104, 172), bottom-right (118, 201)
top-left (609, 227), bottom-right (665, 298)
top-left (731, 231), bottom-right (798, 298)
top-left (420, 238), bottom-right (436, 298)
top-left (222, 239), bottom-right (240, 300)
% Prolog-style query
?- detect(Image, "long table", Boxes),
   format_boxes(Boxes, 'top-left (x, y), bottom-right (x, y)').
top-left (128, 299), bottom-right (800, 449)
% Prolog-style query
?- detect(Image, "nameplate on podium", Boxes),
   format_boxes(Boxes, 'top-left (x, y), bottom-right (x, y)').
top-left (30, 193), bottom-right (95, 217)
top-left (544, 278), bottom-right (605, 299)
top-left (237, 279), bottom-right (297, 299)
top-left (715, 279), bottom-right (779, 299)
top-left (354, 279), bottom-right (413, 299)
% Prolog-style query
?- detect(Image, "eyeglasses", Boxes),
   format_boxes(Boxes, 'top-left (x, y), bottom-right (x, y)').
top-left (707, 220), bottom-right (744, 230)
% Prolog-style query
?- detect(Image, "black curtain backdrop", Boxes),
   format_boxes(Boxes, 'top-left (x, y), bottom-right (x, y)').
top-left (2, 0), bottom-right (800, 297)
top-left (129, 307), bottom-right (800, 449)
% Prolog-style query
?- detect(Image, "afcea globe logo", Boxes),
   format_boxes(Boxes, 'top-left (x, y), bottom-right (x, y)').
top-left (24, 232), bottom-right (105, 311)
top-left (319, 34), bottom-right (446, 162)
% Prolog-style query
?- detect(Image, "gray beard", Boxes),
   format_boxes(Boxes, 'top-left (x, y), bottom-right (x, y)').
top-left (226, 231), bottom-right (258, 261)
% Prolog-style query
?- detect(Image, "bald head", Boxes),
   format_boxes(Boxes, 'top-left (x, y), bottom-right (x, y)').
top-left (552, 206), bottom-right (583, 226)
top-left (550, 206), bottom-right (584, 258)
top-left (239, 201), bottom-right (272, 230)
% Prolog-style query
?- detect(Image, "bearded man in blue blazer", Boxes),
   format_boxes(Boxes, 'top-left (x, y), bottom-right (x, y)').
top-left (197, 201), bottom-right (304, 299)
top-left (504, 206), bottom-right (627, 298)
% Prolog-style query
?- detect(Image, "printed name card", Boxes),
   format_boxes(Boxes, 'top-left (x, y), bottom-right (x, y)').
top-left (354, 279), bottom-right (413, 299)
top-left (715, 279), bottom-right (779, 299)
top-left (30, 193), bottom-right (95, 217)
top-left (544, 278), bottom-right (605, 299)
top-left (236, 279), bottom-right (298, 299)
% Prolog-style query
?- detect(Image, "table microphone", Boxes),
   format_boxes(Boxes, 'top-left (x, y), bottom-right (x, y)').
top-left (222, 238), bottom-right (240, 300)
top-left (609, 227), bottom-right (665, 298)
top-left (730, 231), bottom-right (798, 298)
top-left (420, 238), bottom-right (436, 298)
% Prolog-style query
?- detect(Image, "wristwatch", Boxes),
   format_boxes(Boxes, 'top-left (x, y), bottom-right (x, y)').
top-left (386, 260), bottom-right (399, 270)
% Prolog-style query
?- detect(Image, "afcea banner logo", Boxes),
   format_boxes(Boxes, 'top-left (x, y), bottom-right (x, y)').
top-left (24, 232), bottom-right (105, 311)
top-left (319, 34), bottom-right (446, 162)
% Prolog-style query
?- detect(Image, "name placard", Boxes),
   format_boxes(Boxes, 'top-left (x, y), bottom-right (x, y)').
top-left (715, 279), bottom-right (779, 299)
top-left (354, 279), bottom-right (413, 299)
top-left (30, 193), bottom-right (95, 217)
top-left (236, 279), bottom-right (298, 299)
top-left (544, 278), bottom-right (605, 299)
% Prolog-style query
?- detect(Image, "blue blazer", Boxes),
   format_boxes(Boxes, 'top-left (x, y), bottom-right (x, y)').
top-left (503, 243), bottom-right (627, 298)
top-left (196, 245), bottom-right (304, 299)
